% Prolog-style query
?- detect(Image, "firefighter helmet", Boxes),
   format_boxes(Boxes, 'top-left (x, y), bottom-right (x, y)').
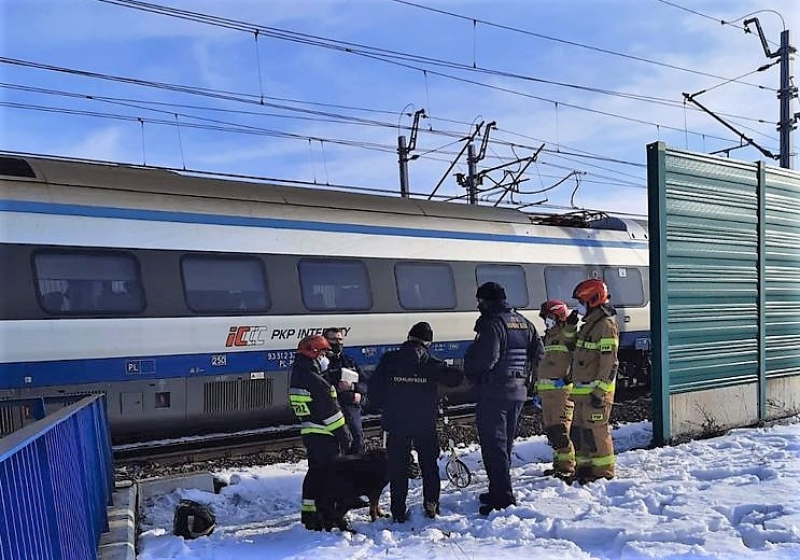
top-left (572, 279), bottom-right (610, 308)
top-left (539, 299), bottom-right (569, 322)
top-left (297, 334), bottom-right (331, 358)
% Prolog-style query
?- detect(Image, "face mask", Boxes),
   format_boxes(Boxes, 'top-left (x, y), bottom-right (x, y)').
top-left (576, 303), bottom-right (587, 316)
top-left (316, 355), bottom-right (330, 372)
top-left (545, 317), bottom-right (556, 329)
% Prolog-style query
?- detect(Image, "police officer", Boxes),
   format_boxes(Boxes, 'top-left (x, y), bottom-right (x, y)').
top-left (289, 334), bottom-right (353, 530)
top-left (368, 322), bottom-right (462, 522)
top-left (323, 327), bottom-right (367, 454)
top-left (465, 282), bottom-right (543, 515)
top-left (570, 279), bottom-right (619, 483)
top-left (535, 299), bottom-right (579, 480)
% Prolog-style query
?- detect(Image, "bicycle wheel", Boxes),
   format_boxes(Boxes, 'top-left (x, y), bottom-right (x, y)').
top-left (446, 458), bottom-right (472, 489)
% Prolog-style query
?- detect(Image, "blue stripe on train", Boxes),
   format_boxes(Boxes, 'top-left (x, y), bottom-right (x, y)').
top-left (0, 200), bottom-right (647, 249)
top-left (0, 333), bottom-right (650, 390)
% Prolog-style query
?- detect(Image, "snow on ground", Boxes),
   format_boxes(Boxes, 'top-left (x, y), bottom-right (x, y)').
top-left (138, 418), bottom-right (800, 559)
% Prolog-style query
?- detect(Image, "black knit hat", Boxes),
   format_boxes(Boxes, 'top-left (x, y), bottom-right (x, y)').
top-left (476, 281), bottom-right (506, 301)
top-left (408, 321), bottom-right (434, 342)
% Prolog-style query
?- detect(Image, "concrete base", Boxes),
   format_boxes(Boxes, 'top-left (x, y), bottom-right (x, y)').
top-left (138, 472), bottom-right (216, 502)
top-left (767, 376), bottom-right (800, 420)
top-left (98, 481), bottom-right (138, 560)
top-left (670, 384), bottom-right (759, 440)
top-left (97, 472), bottom-right (218, 559)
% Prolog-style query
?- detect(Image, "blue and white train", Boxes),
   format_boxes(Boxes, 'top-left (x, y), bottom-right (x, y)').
top-left (0, 153), bottom-right (651, 442)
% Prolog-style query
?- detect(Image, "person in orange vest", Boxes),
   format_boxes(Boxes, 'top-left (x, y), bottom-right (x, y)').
top-left (534, 299), bottom-right (579, 480)
top-left (570, 279), bottom-right (619, 483)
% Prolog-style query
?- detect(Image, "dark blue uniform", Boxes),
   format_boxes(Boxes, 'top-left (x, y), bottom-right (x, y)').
top-left (369, 340), bottom-right (462, 520)
top-left (325, 350), bottom-right (367, 454)
top-left (465, 302), bottom-right (543, 512)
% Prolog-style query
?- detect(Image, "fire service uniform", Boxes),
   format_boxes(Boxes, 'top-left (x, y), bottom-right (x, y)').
top-left (535, 300), bottom-right (578, 479)
top-left (570, 279), bottom-right (619, 483)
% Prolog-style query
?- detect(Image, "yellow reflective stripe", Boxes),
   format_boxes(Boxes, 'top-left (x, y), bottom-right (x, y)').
top-left (301, 500), bottom-right (317, 512)
top-left (599, 337), bottom-right (618, 352)
top-left (544, 344), bottom-right (569, 353)
top-left (576, 338), bottom-right (618, 352)
top-left (576, 457), bottom-right (592, 467)
top-left (591, 454), bottom-right (615, 467)
top-left (327, 416), bottom-right (346, 431)
top-left (300, 427), bottom-right (335, 436)
top-left (555, 451), bottom-right (575, 461)
top-left (329, 386), bottom-right (338, 399)
top-left (573, 381), bottom-right (616, 395)
top-left (323, 411), bottom-right (344, 426)
top-left (596, 380), bottom-right (615, 393)
top-left (289, 395), bottom-right (312, 403)
top-left (535, 381), bottom-right (573, 392)
top-left (562, 331), bottom-right (576, 339)
top-left (289, 388), bottom-right (311, 396)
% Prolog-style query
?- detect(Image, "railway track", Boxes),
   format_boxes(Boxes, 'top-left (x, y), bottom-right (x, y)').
top-left (114, 408), bottom-right (478, 467)
top-left (114, 394), bottom-right (650, 474)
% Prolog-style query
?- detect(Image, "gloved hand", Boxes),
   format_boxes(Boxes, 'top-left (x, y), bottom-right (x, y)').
top-left (336, 424), bottom-right (353, 453)
top-left (566, 309), bottom-right (580, 325)
top-left (590, 388), bottom-right (605, 408)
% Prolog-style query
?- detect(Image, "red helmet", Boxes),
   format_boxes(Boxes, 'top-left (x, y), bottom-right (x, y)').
top-left (297, 335), bottom-right (330, 358)
top-left (572, 279), bottom-right (610, 308)
top-left (539, 299), bottom-right (569, 322)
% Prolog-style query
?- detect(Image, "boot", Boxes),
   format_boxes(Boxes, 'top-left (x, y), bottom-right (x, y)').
top-left (423, 501), bottom-right (440, 519)
top-left (478, 492), bottom-right (491, 505)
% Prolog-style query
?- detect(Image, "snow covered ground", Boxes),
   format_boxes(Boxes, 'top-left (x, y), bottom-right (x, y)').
top-left (138, 417), bottom-right (800, 559)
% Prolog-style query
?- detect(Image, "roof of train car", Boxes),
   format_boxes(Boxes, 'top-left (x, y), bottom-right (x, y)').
top-left (3, 153), bottom-right (536, 224)
top-left (1, 153), bottom-right (648, 234)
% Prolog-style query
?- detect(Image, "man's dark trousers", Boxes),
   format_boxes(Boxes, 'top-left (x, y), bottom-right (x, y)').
top-left (476, 398), bottom-right (524, 507)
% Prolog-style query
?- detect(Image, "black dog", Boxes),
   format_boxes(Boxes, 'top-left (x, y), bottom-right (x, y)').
top-left (303, 448), bottom-right (389, 531)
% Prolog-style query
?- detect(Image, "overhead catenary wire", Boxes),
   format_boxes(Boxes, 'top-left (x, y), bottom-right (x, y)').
top-left (385, 0), bottom-right (772, 89)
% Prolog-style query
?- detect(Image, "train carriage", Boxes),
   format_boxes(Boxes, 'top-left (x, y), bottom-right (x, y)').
top-left (0, 154), bottom-right (650, 442)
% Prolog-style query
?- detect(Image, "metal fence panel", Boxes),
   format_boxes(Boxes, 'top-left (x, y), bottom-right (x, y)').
top-left (649, 143), bottom-right (800, 444)
top-left (0, 395), bottom-right (113, 560)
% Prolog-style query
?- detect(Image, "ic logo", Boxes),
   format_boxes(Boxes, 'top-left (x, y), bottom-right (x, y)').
top-left (225, 326), bottom-right (268, 347)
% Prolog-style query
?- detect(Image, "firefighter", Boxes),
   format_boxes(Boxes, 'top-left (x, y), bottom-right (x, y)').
top-left (289, 334), bottom-right (353, 530)
top-left (368, 322), bottom-right (463, 522)
top-left (535, 299), bottom-right (579, 480)
top-left (465, 282), bottom-right (543, 515)
top-left (323, 327), bottom-right (367, 454)
top-left (570, 279), bottom-right (619, 483)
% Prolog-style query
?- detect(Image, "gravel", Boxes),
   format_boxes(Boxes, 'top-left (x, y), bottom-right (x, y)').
top-left (118, 395), bottom-right (652, 481)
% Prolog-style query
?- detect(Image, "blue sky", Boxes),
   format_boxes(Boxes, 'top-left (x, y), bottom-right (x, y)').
top-left (1, 0), bottom-right (798, 215)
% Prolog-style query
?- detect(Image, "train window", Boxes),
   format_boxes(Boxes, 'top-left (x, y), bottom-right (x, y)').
top-left (298, 259), bottom-right (372, 311)
top-left (603, 267), bottom-right (645, 307)
top-left (33, 251), bottom-right (145, 314)
top-left (181, 255), bottom-right (270, 313)
top-left (0, 156), bottom-right (35, 178)
top-left (544, 266), bottom-right (590, 303)
top-left (395, 262), bottom-right (456, 310)
top-left (476, 264), bottom-right (529, 308)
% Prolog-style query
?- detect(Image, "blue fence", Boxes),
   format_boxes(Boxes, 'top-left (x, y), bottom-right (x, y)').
top-left (0, 394), bottom-right (114, 560)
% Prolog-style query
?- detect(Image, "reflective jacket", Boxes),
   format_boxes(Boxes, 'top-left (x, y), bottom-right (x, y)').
top-left (288, 353), bottom-right (348, 438)
top-left (325, 351), bottom-right (366, 409)
top-left (464, 303), bottom-right (543, 402)
top-left (570, 304), bottom-right (619, 397)
top-left (535, 322), bottom-right (577, 392)
top-left (368, 340), bottom-right (463, 434)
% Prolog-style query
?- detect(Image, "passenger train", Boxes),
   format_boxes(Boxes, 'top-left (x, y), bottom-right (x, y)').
top-left (0, 153), bottom-right (651, 442)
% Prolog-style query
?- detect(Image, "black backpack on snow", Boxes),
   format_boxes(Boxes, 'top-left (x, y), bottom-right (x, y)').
top-left (173, 499), bottom-right (216, 539)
